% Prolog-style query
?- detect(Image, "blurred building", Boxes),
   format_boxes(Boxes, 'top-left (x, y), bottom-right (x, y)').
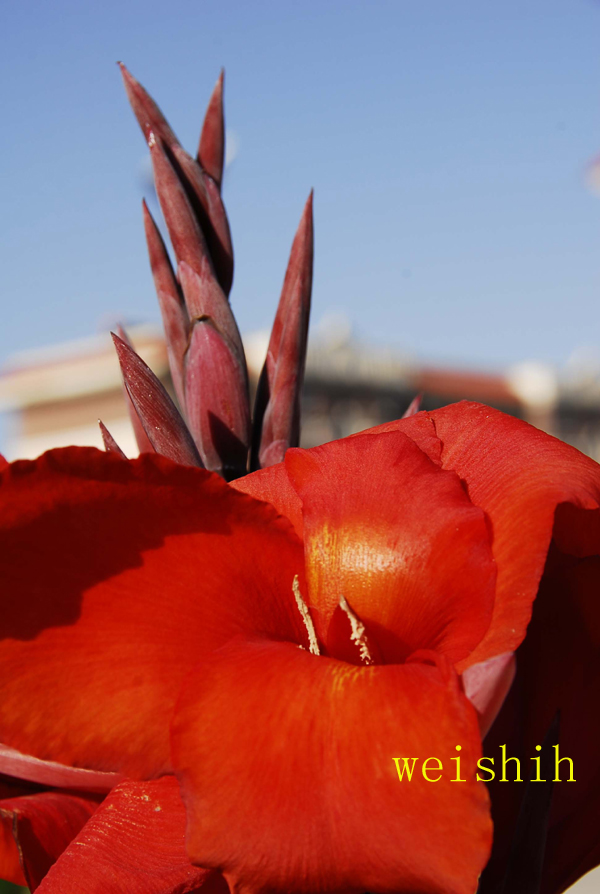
top-left (0, 322), bottom-right (598, 463)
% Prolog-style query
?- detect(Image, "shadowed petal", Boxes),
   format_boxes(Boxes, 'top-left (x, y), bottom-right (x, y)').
top-left (0, 819), bottom-right (24, 886)
top-left (1, 791), bottom-right (99, 891)
top-left (172, 638), bottom-right (491, 894)
top-left (482, 546), bottom-right (600, 894)
top-left (0, 448), bottom-right (307, 777)
top-left (0, 777), bottom-right (38, 887)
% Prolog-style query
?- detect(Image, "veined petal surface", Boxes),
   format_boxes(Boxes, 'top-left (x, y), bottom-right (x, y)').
top-left (0, 448), bottom-right (306, 778)
top-left (0, 790), bottom-right (99, 891)
top-left (172, 639), bottom-right (491, 894)
top-left (427, 403), bottom-right (600, 668)
top-left (231, 462), bottom-right (303, 537)
top-left (285, 431), bottom-right (496, 663)
top-left (0, 777), bottom-right (41, 887)
top-left (35, 777), bottom-right (228, 894)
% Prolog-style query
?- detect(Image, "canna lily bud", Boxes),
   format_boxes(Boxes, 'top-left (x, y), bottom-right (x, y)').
top-left (118, 61), bottom-right (179, 151)
top-left (402, 394), bottom-right (422, 418)
top-left (179, 261), bottom-right (250, 480)
top-left (111, 333), bottom-right (204, 469)
top-left (252, 191), bottom-right (314, 469)
top-left (120, 65), bottom-right (313, 478)
top-left (98, 421), bottom-right (127, 459)
top-left (141, 200), bottom-right (189, 409)
top-left (197, 70), bottom-right (225, 191)
top-left (115, 325), bottom-right (155, 455)
top-left (147, 134), bottom-right (211, 280)
top-left (120, 63), bottom-right (233, 295)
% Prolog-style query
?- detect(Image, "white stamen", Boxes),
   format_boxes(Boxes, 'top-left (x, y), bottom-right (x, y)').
top-left (292, 575), bottom-right (320, 656)
top-left (339, 595), bottom-right (374, 665)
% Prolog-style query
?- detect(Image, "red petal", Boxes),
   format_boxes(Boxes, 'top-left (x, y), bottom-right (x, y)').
top-left (0, 777), bottom-right (35, 887)
top-left (428, 402), bottom-right (600, 668)
top-left (35, 778), bottom-right (227, 894)
top-left (284, 430), bottom-right (496, 664)
top-left (232, 411), bottom-right (443, 541)
top-left (0, 791), bottom-right (99, 891)
top-left (354, 409), bottom-right (442, 465)
top-left (0, 454), bottom-right (7, 471)
top-left (0, 448), bottom-right (307, 777)
top-left (230, 461), bottom-right (303, 538)
top-left (172, 638), bottom-right (491, 894)
top-left (0, 815), bottom-right (24, 887)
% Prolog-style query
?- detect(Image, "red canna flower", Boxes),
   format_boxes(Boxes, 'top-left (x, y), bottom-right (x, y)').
top-left (0, 402), bottom-right (599, 893)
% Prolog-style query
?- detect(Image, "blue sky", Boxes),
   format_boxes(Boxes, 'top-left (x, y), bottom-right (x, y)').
top-left (1, 0), bottom-right (599, 372)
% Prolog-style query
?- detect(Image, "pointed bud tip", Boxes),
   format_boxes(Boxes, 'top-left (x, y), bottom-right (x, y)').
top-left (99, 419), bottom-right (127, 459)
top-left (117, 61), bottom-right (134, 87)
top-left (111, 328), bottom-right (136, 358)
top-left (110, 331), bottom-right (126, 354)
top-left (114, 323), bottom-right (130, 342)
top-left (141, 198), bottom-right (155, 226)
top-left (298, 190), bottom-right (314, 232)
